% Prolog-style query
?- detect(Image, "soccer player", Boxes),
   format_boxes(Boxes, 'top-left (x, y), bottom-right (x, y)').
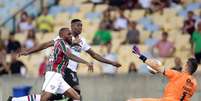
top-left (127, 45), bottom-right (198, 101)
top-left (8, 28), bottom-right (93, 101)
top-left (11, 19), bottom-right (121, 101)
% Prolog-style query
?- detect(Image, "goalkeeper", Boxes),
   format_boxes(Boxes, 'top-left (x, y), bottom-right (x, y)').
top-left (127, 45), bottom-right (198, 101)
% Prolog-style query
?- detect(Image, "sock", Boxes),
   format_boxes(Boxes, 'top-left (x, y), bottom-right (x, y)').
top-left (12, 94), bottom-right (41, 101)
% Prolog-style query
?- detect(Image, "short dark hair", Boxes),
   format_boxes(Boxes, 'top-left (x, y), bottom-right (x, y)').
top-left (59, 28), bottom-right (69, 36)
top-left (162, 31), bottom-right (168, 36)
top-left (187, 58), bottom-right (198, 74)
top-left (71, 19), bottom-right (81, 24)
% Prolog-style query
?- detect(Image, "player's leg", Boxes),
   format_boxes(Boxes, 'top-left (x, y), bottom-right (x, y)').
top-left (7, 94), bottom-right (41, 101)
top-left (127, 98), bottom-right (161, 101)
top-left (64, 88), bottom-right (80, 100)
top-left (40, 92), bottom-right (53, 101)
top-left (59, 76), bottom-right (80, 100)
top-left (63, 68), bottom-right (81, 101)
top-left (68, 86), bottom-right (81, 101)
top-left (41, 71), bottom-right (61, 101)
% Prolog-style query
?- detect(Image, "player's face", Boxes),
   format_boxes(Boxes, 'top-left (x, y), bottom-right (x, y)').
top-left (183, 61), bottom-right (191, 73)
top-left (71, 21), bottom-right (82, 36)
top-left (63, 29), bottom-right (72, 43)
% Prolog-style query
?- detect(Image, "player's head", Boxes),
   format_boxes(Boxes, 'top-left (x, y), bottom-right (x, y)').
top-left (71, 19), bottom-right (82, 36)
top-left (187, 11), bottom-right (194, 19)
top-left (59, 28), bottom-right (72, 44)
top-left (162, 31), bottom-right (168, 41)
top-left (183, 58), bottom-right (198, 75)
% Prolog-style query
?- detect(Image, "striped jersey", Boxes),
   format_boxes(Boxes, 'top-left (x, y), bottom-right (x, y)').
top-left (51, 39), bottom-right (71, 74)
top-left (47, 35), bottom-right (91, 72)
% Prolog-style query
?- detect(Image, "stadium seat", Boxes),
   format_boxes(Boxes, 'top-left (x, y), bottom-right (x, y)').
top-left (49, 5), bottom-right (64, 16)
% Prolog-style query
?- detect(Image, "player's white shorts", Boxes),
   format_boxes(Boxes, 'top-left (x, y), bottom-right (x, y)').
top-left (42, 71), bottom-right (71, 94)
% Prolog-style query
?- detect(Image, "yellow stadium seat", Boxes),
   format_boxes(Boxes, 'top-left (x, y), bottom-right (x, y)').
top-left (95, 4), bottom-right (108, 12)
top-left (54, 13), bottom-right (70, 26)
top-left (130, 9), bottom-right (145, 21)
top-left (14, 33), bottom-right (27, 43)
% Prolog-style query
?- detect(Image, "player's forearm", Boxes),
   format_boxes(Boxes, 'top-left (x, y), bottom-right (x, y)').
top-left (91, 53), bottom-right (114, 65)
top-left (27, 41), bottom-right (53, 54)
top-left (67, 53), bottom-right (89, 65)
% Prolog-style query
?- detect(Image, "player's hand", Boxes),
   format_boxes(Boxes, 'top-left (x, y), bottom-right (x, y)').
top-left (87, 62), bottom-right (94, 72)
top-left (132, 45), bottom-right (141, 56)
top-left (112, 62), bottom-right (121, 68)
top-left (17, 48), bottom-right (29, 57)
top-left (72, 38), bottom-right (81, 44)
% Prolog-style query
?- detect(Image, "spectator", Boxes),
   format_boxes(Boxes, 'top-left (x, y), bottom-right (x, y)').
top-left (101, 10), bottom-right (114, 30)
top-left (113, 10), bottom-right (128, 31)
top-left (192, 22), bottom-right (201, 64)
top-left (9, 52), bottom-right (27, 76)
top-left (128, 62), bottom-right (138, 73)
top-left (17, 11), bottom-right (34, 33)
top-left (123, 0), bottom-right (141, 10)
top-left (36, 7), bottom-right (54, 33)
top-left (144, 33), bottom-right (158, 57)
top-left (0, 42), bottom-right (9, 76)
top-left (139, 0), bottom-right (151, 9)
top-left (101, 42), bottom-right (118, 75)
top-left (38, 56), bottom-right (48, 77)
top-left (92, 22), bottom-right (112, 45)
top-left (145, 33), bottom-right (158, 47)
top-left (172, 57), bottom-right (182, 71)
top-left (5, 34), bottom-right (21, 54)
top-left (154, 31), bottom-right (175, 57)
top-left (0, 29), bottom-right (4, 45)
top-left (121, 21), bottom-right (140, 44)
top-left (108, 0), bottom-right (125, 10)
top-left (23, 30), bottom-right (38, 49)
top-left (182, 11), bottom-right (196, 36)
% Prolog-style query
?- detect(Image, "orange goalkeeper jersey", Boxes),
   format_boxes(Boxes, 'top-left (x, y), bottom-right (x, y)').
top-left (162, 69), bottom-right (197, 101)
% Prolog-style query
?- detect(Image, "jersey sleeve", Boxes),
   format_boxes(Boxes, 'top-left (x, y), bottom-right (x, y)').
top-left (163, 69), bottom-right (179, 79)
top-left (81, 37), bottom-right (91, 51)
top-left (58, 40), bottom-right (71, 55)
top-left (53, 36), bottom-right (60, 43)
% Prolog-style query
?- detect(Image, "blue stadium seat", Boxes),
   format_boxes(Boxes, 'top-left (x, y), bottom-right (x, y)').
top-left (85, 11), bottom-right (102, 22)
top-left (64, 5), bottom-right (80, 15)
top-left (49, 5), bottom-right (64, 16)
top-left (186, 3), bottom-right (201, 11)
top-left (137, 17), bottom-right (153, 28)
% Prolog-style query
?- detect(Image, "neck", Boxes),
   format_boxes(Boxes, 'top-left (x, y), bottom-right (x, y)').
top-left (73, 34), bottom-right (79, 38)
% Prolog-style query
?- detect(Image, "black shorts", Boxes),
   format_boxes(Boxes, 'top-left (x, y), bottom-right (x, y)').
top-left (63, 68), bottom-right (79, 87)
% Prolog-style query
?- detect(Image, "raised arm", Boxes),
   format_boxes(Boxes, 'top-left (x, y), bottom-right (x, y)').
top-left (19, 40), bottom-right (54, 56)
top-left (59, 40), bottom-right (93, 68)
top-left (132, 45), bottom-right (165, 73)
top-left (86, 49), bottom-right (121, 67)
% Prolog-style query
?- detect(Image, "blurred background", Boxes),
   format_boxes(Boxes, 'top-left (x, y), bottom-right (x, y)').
top-left (0, 0), bottom-right (201, 101)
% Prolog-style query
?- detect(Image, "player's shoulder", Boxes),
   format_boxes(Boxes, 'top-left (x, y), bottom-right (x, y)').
top-left (54, 38), bottom-right (64, 45)
top-left (79, 36), bottom-right (86, 42)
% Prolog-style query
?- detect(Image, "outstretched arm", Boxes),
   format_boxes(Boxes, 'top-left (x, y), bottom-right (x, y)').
top-left (19, 40), bottom-right (54, 56)
top-left (132, 45), bottom-right (165, 73)
top-left (59, 40), bottom-right (93, 68)
top-left (86, 49), bottom-right (121, 67)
